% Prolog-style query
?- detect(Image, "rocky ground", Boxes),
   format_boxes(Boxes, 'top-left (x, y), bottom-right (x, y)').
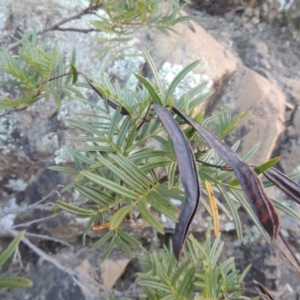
top-left (0, 0), bottom-right (300, 299)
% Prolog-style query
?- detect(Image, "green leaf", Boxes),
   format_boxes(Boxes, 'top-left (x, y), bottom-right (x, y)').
top-left (134, 74), bottom-right (162, 105)
top-left (146, 191), bottom-right (179, 221)
top-left (178, 265), bottom-right (195, 296)
top-left (92, 230), bottom-right (114, 250)
top-left (210, 237), bottom-right (223, 267)
top-left (97, 155), bottom-right (145, 193)
top-left (102, 235), bottom-right (116, 261)
top-left (255, 156), bottom-right (281, 174)
top-left (217, 184), bottom-right (243, 243)
top-left (48, 166), bottom-right (79, 175)
top-left (74, 184), bottom-right (110, 206)
top-left (66, 146), bottom-right (95, 165)
top-left (156, 185), bottom-right (186, 201)
top-left (170, 259), bottom-right (192, 287)
top-left (124, 124), bottom-right (137, 152)
top-left (138, 199), bottom-right (164, 233)
top-left (272, 199), bottom-right (300, 222)
top-left (138, 281), bottom-right (170, 293)
top-left (116, 116), bottom-right (132, 148)
top-left (0, 231), bottom-right (25, 268)
top-left (56, 201), bottom-right (91, 215)
top-left (108, 105), bottom-right (122, 140)
top-left (117, 228), bottom-right (142, 247)
top-left (112, 154), bottom-right (153, 188)
top-left (189, 91), bottom-right (212, 110)
top-left (143, 49), bottom-right (164, 98)
top-left (165, 61), bottom-right (199, 105)
top-left (241, 143), bottom-right (260, 162)
top-left (231, 190), bottom-right (270, 243)
top-left (110, 205), bottom-right (134, 230)
top-left (81, 171), bottom-right (139, 199)
top-left (115, 236), bottom-right (135, 257)
top-left (168, 162), bottom-right (177, 189)
top-left (129, 150), bottom-right (169, 162)
top-left (0, 277), bottom-right (33, 289)
top-left (80, 146), bottom-right (115, 153)
top-left (70, 64), bottom-right (78, 84)
top-left (52, 90), bottom-right (62, 108)
top-left (84, 216), bottom-right (96, 234)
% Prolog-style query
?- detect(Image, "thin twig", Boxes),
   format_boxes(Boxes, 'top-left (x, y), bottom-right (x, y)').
top-left (7, 5), bottom-right (102, 51)
top-left (24, 232), bottom-right (74, 249)
top-left (196, 158), bottom-right (233, 171)
top-left (54, 27), bottom-right (99, 33)
top-left (136, 103), bottom-right (152, 131)
top-left (0, 187), bottom-right (62, 218)
top-left (0, 107), bottom-right (27, 118)
top-left (4, 228), bottom-right (111, 294)
top-left (0, 205), bottom-right (53, 218)
top-left (4, 228), bottom-right (139, 299)
top-left (12, 215), bottom-right (55, 229)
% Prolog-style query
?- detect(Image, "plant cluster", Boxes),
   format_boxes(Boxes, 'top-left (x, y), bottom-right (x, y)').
top-left (1, 1), bottom-right (300, 299)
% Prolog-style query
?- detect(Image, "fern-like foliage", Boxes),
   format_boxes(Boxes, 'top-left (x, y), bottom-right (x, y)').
top-left (0, 0), bottom-right (200, 110)
top-left (0, 31), bottom-right (81, 109)
top-left (48, 50), bottom-right (299, 265)
top-left (91, 0), bottom-right (199, 35)
top-left (137, 229), bottom-right (252, 300)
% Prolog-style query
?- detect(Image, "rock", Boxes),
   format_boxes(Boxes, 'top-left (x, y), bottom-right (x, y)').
top-left (216, 66), bottom-right (285, 163)
top-left (75, 259), bottom-right (100, 295)
top-left (100, 258), bottom-right (131, 289)
top-left (276, 76), bottom-right (300, 173)
top-left (143, 20), bottom-right (239, 85)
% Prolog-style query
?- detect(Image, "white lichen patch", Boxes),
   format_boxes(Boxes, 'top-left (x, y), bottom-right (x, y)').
top-left (54, 147), bottom-right (73, 164)
top-left (276, 0), bottom-right (295, 11)
top-left (5, 179), bottom-right (28, 191)
top-left (160, 214), bottom-right (176, 229)
top-left (0, 197), bottom-right (18, 228)
top-left (107, 52), bottom-right (145, 91)
top-left (171, 199), bottom-right (182, 206)
top-left (224, 221), bottom-right (235, 231)
top-left (0, 114), bottom-right (17, 155)
top-left (243, 225), bottom-right (262, 245)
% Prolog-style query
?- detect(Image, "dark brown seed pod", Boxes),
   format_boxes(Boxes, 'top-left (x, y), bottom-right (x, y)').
top-left (172, 106), bottom-right (279, 239)
top-left (154, 104), bottom-right (200, 260)
top-left (265, 167), bottom-right (300, 204)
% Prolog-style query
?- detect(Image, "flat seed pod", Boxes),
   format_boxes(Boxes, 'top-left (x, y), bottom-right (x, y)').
top-left (265, 168), bottom-right (300, 204)
top-left (154, 104), bottom-right (200, 260)
top-left (172, 106), bottom-right (279, 239)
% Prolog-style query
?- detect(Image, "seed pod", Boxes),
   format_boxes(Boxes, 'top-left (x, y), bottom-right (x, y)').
top-left (172, 106), bottom-right (279, 239)
top-left (265, 168), bottom-right (300, 204)
top-left (154, 104), bottom-right (200, 260)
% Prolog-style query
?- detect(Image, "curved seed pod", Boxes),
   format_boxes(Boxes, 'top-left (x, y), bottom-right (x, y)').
top-left (172, 106), bottom-right (279, 239)
top-left (264, 168), bottom-right (300, 204)
top-left (276, 231), bottom-right (300, 277)
top-left (154, 104), bottom-right (200, 260)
